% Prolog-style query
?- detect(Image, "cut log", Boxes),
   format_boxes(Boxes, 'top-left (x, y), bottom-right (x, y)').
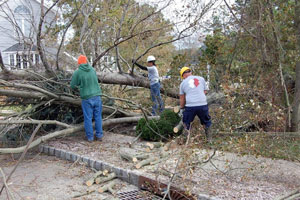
top-left (173, 121), bottom-right (183, 133)
top-left (132, 154), bottom-right (150, 163)
top-left (145, 142), bottom-right (163, 150)
top-left (149, 148), bottom-right (170, 165)
top-left (136, 157), bottom-right (158, 169)
top-left (119, 147), bottom-right (149, 163)
top-left (120, 152), bottom-right (135, 162)
top-left (85, 170), bottom-right (103, 186)
top-left (173, 106), bottom-right (180, 113)
top-left (95, 172), bottom-right (116, 185)
top-left (159, 147), bottom-right (169, 158)
top-left (102, 170), bottom-right (109, 176)
top-left (163, 142), bottom-right (171, 151)
top-left (98, 180), bottom-right (117, 193)
top-left (150, 157), bottom-right (168, 165)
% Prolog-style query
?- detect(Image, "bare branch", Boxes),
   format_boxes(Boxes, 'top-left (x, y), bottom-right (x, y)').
top-left (0, 51), bottom-right (8, 72)
top-left (0, 119), bottom-right (71, 128)
top-left (223, 0), bottom-right (257, 39)
top-left (37, 0), bottom-right (60, 73)
top-left (56, 1), bottom-right (83, 70)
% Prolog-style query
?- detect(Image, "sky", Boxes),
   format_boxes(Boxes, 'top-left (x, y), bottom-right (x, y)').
top-left (138, 0), bottom-right (235, 49)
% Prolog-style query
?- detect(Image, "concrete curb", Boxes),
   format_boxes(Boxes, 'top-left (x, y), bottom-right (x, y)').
top-left (39, 145), bottom-right (219, 200)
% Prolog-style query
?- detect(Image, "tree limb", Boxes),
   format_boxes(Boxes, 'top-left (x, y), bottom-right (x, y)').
top-left (0, 51), bottom-right (8, 72)
top-left (37, 0), bottom-right (60, 73)
top-left (0, 119), bottom-right (71, 128)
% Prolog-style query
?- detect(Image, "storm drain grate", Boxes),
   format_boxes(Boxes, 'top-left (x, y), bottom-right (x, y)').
top-left (117, 190), bottom-right (162, 200)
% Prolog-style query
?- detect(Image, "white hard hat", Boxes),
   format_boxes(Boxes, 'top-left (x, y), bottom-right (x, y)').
top-left (147, 56), bottom-right (156, 62)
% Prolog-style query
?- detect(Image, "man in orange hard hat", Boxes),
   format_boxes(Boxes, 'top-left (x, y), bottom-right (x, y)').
top-left (179, 67), bottom-right (212, 142)
top-left (71, 55), bottom-right (103, 142)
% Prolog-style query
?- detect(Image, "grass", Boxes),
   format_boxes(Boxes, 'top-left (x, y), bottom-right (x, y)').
top-left (210, 132), bottom-right (300, 161)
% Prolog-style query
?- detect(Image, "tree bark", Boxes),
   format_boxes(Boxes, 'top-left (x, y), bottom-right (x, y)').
top-left (135, 157), bottom-right (158, 169)
top-left (98, 180), bottom-right (116, 193)
top-left (119, 147), bottom-right (149, 163)
top-left (95, 172), bottom-right (116, 185)
top-left (291, 0), bottom-right (300, 132)
top-left (145, 142), bottom-right (163, 150)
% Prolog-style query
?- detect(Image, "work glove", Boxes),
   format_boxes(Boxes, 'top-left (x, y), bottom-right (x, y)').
top-left (179, 108), bottom-right (184, 118)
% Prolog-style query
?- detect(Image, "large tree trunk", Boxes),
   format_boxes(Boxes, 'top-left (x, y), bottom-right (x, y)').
top-left (0, 89), bottom-right (138, 117)
top-left (0, 69), bottom-right (178, 98)
top-left (291, 1), bottom-right (300, 132)
top-left (0, 70), bottom-right (224, 103)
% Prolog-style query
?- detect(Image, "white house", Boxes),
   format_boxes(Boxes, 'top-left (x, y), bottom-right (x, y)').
top-left (0, 0), bottom-right (56, 70)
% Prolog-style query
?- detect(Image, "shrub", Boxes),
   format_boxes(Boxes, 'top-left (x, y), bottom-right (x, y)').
top-left (136, 109), bottom-right (181, 141)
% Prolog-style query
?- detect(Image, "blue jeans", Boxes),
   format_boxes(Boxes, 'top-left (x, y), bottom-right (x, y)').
top-left (81, 96), bottom-right (103, 141)
top-left (183, 105), bottom-right (211, 130)
top-left (150, 82), bottom-right (164, 115)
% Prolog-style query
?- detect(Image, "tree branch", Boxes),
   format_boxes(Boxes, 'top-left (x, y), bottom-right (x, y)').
top-left (37, 0), bottom-right (60, 73)
top-left (223, 0), bottom-right (257, 39)
top-left (0, 119), bottom-right (71, 128)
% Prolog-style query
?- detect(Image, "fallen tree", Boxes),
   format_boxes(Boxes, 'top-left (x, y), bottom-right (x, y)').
top-left (0, 70), bottom-right (224, 102)
top-left (0, 88), bottom-right (138, 117)
top-left (0, 116), bottom-right (160, 154)
top-left (0, 70), bottom-right (178, 98)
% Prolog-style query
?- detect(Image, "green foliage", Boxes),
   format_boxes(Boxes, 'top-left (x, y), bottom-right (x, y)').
top-left (136, 109), bottom-right (181, 141)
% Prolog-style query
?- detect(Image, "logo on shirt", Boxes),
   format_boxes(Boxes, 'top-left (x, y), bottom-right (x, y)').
top-left (188, 78), bottom-right (199, 88)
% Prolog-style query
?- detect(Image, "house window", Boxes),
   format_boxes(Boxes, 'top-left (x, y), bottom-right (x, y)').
top-left (104, 56), bottom-right (108, 62)
top-left (14, 5), bottom-right (31, 37)
top-left (8, 53), bottom-right (38, 69)
top-left (30, 54), bottom-right (34, 63)
top-left (16, 54), bottom-right (21, 69)
top-left (23, 55), bottom-right (28, 69)
top-left (35, 54), bottom-right (40, 64)
top-left (10, 55), bottom-right (15, 66)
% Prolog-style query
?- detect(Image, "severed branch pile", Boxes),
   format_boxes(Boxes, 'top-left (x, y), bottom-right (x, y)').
top-left (120, 141), bottom-right (170, 169)
top-left (74, 170), bottom-right (119, 198)
top-left (85, 169), bottom-right (117, 194)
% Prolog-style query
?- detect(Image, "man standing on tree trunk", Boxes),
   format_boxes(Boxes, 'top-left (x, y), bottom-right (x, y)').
top-left (132, 56), bottom-right (164, 115)
top-left (179, 67), bottom-right (212, 142)
top-left (70, 55), bottom-right (103, 142)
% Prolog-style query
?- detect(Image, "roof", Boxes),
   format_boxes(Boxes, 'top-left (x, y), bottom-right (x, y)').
top-left (3, 43), bottom-right (37, 52)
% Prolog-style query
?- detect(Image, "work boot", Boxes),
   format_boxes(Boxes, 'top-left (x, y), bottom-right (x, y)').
top-left (205, 127), bottom-right (212, 143)
top-left (183, 129), bottom-right (191, 145)
top-left (177, 129), bottom-right (189, 145)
